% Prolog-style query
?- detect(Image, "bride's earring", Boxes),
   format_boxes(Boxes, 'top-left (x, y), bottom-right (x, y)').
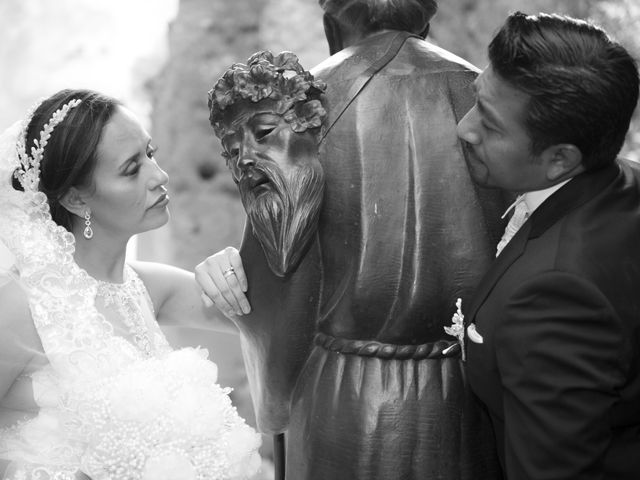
top-left (83, 210), bottom-right (94, 239)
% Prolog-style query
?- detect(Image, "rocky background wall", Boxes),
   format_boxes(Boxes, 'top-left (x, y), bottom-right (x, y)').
top-left (1, 0), bottom-right (639, 472)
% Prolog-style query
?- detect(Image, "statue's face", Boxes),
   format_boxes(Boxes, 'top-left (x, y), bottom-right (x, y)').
top-left (219, 99), bottom-right (325, 276)
top-left (220, 99), bottom-right (321, 189)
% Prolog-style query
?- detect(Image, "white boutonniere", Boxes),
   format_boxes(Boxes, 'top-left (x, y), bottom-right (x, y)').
top-left (443, 298), bottom-right (466, 361)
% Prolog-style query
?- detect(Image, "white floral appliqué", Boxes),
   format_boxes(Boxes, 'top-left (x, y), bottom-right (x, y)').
top-left (443, 298), bottom-right (466, 361)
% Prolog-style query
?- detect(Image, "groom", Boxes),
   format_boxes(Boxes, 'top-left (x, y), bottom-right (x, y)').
top-left (460, 12), bottom-right (640, 480)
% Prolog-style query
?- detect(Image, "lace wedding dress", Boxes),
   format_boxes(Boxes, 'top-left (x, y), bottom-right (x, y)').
top-left (0, 122), bottom-right (261, 479)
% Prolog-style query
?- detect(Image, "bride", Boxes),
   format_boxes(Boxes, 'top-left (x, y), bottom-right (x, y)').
top-left (0, 89), bottom-right (261, 480)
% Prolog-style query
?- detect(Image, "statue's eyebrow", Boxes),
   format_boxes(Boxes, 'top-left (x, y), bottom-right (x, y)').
top-left (249, 112), bottom-right (281, 128)
top-left (229, 111), bottom-right (257, 130)
top-left (226, 111), bottom-right (280, 134)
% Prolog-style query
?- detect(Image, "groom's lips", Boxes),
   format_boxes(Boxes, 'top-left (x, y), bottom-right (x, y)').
top-left (464, 142), bottom-right (482, 163)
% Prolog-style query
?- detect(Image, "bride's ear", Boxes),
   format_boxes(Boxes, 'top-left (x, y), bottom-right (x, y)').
top-left (59, 187), bottom-right (88, 218)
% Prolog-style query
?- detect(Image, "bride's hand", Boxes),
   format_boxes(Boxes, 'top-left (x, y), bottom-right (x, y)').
top-left (195, 247), bottom-right (251, 317)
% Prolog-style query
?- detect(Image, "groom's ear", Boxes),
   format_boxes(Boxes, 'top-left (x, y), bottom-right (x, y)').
top-left (542, 143), bottom-right (584, 182)
top-left (59, 187), bottom-right (88, 218)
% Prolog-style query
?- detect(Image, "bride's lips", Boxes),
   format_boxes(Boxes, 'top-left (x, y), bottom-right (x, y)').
top-left (149, 192), bottom-right (169, 209)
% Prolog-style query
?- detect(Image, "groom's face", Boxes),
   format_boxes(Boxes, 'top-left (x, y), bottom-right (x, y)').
top-left (456, 65), bottom-right (548, 193)
top-left (219, 99), bottom-right (324, 276)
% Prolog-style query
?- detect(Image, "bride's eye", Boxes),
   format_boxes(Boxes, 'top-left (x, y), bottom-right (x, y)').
top-left (147, 144), bottom-right (158, 158)
top-left (124, 160), bottom-right (141, 177)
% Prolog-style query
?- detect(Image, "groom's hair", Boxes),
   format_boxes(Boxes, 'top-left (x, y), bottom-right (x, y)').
top-left (208, 51), bottom-right (326, 141)
top-left (489, 11), bottom-right (639, 171)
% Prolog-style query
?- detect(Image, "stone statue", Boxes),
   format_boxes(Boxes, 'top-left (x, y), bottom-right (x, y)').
top-left (206, 1), bottom-right (506, 477)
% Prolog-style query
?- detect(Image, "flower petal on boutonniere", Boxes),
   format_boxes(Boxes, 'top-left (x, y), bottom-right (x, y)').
top-left (466, 323), bottom-right (484, 344)
top-left (443, 298), bottom-right (466, 361)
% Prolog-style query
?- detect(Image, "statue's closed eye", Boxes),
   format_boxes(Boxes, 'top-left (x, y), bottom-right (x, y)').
top-left (255, 127), bottom-right (276, 141)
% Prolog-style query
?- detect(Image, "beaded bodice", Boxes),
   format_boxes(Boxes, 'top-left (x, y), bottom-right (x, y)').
top-left (94, 265), bottom-right (171, 358)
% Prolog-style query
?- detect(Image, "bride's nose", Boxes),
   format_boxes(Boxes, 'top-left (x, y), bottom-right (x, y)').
top-left (149, 161), bottom-right (169, 189)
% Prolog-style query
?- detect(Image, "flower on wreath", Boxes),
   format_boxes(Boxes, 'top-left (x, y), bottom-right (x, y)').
top-left (208, 50), bottom-right (327, 139)
top-left (285, 99), bottom-right (327, 133)
top-left (443, 298), bottom-right (466, 361)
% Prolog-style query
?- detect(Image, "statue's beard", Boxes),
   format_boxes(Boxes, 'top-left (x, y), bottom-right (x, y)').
top-left (239, 162), bottom-right (324, 277)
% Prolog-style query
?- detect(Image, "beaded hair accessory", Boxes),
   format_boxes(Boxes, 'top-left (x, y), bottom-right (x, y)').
top-left (14, 98), bottom-right (82, 192)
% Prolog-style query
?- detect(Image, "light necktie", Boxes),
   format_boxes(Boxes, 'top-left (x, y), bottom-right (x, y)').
top-left (496, 195), bottom-right (529, 257)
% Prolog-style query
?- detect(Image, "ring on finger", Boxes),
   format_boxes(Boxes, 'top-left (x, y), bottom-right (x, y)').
top-left (222, 267), bottom-right (235, 278)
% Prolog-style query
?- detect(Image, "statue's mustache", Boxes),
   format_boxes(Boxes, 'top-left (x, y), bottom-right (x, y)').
top-left (238, 162), bottom-right (286, 203)
top-left (236, 159), bottom-right (324, 277)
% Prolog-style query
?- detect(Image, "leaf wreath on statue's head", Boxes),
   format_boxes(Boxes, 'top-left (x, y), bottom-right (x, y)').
top-left (208, 51), bottom-right (327, 139)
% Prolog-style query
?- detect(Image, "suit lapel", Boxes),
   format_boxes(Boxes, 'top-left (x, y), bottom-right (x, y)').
top-left (466, 220), bottom-right (530, 324)
top-left (465, 162), bottom-right (621, 325)
top-left (528, 162), bottom-right (619, 240)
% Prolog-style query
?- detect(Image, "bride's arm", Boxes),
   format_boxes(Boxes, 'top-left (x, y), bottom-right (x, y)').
top-left (129, 261), bottom-right (237, 334)
top-left (195, 246), bottom-right (251, 318)
top-left (0, 281), bottom-right (39, 423)
top-left (0, 282), bottom-right (91, 479)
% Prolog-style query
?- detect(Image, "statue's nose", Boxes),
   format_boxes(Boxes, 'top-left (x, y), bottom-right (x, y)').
top-left (238, 155), bottom-right (255, 170)
top-left (229, 135), bottom-right (259, 181)
top-left (229, 152), bottom-right (256, 183)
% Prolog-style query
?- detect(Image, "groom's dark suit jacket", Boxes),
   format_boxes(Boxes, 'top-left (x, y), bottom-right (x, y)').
top-left (466, 159), bottom-right (640, 480)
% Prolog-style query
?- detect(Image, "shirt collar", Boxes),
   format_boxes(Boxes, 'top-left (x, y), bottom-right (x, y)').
top-left (523, 178), bottom-right (572, 214)
top-left (501, 178), bottom-right (572, 219)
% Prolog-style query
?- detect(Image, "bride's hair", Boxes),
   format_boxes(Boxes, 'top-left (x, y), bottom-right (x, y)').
top-left (13, 89), bottom-right (120, 232)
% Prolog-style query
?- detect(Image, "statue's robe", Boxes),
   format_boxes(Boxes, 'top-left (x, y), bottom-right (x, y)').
top-left (235, 226), bottom-right (321, 433)
top-left (235, 30), bottom-right (506, 479)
